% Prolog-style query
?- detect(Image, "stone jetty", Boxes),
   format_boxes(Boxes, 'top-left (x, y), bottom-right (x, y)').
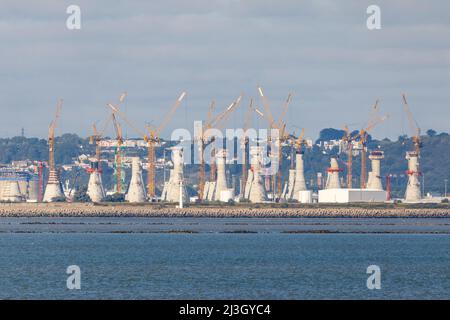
top-left (0, 203), bottom-right (449, 218)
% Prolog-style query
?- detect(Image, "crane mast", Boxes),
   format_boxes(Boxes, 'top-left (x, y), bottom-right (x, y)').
top-left (401, 93), bottom-right (421, 156)
top-left (358, 100), bottom-right (388, 188)
top-left (256, 86), bottom-right (292, 201)
top-left (48, 99), bottom-right (63, 172)
top-left (109, 91), bottom-right (187, 199)
top-left (197, 95), bottom-right (242, 201)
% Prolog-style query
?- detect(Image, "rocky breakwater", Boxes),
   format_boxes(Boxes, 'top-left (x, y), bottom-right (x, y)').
top-left (0, 203), bottom-right (449, 218)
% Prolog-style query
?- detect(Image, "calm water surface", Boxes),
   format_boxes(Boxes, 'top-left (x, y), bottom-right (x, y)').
top-left (0, 217), bottom-right (449, 299)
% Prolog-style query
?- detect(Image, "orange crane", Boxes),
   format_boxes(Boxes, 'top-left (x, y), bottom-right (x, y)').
top-left (294, 128), bottom-right (306, 153)
top-left (88, 117), bottom-right (112, 173)
top-left (106, 92), bottom-right (127, 193)
top-left (342, 125), bottom-right (358, 188)
top-left (111, 113), bottom-right (124, 193)
top-left (401, 93), bottom-right (421, 156)
top-left (196, 95), bottom-right (242, 200)
top-left (256, 86), bottom-right (292, 200)
top-left (198, 100), bottom-right (215, 201)
top-left (357, 100), bottom-right (389, 188)
top-left (48, 99), bottom-right (63, 173)
top-left (241, 98), bottom-right (255, 196)
top-left (109, 91), bottom-right (187, 199)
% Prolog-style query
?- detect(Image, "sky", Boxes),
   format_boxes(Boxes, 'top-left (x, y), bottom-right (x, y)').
top-left (0, 0), bottom-right (449, 140)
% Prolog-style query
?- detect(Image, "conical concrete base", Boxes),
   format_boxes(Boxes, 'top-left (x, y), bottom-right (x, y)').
top-left (404, 152), bottom-right (421, 203)
top-left (1, 180), bottom-right (23, 202)
top-left (291, 153), bottom-right (307, 201)
top-left (127, 157), bottom-right (147, 203)
top-left (43, 170), bottom-right (64, 202)
top-left (87, 171), bottom-right (105, 202)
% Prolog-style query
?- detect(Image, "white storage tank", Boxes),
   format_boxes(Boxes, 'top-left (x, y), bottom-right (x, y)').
top-left (299, 190), bottom-right (313, 203)
top-left (220, 189), bottom-right (234, 202)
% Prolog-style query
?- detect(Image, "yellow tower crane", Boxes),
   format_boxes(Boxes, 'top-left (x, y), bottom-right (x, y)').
top-left (256, 86), bottom-right (292, 200)
top-left (357, 100), bottom-right (389, 188)
top-left (342, 125), bottom-right (358, 189)
top-left (48, 99), bottom-right (63, 173)
top-left (111, 113), bottom-right (124, 193)
top-left (109, 91), bottom-right (187, 199)
top-left (196, 95), bottom-right (242, 201)
top-left (401, 93), bottom-right (422, 156)
top-left (241, 98), bottom-right (256, 196)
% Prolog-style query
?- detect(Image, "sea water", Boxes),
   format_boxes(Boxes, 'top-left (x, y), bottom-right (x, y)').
top-left (0, 217), bottom-right (449, 299)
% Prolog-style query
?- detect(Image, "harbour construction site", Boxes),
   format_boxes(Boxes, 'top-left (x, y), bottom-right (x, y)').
top-left (1, 87), bottom-right (449, 216)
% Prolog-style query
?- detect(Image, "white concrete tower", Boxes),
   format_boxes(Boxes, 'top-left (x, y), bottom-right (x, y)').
top-left (285, 169), bottom-right (296, 200)
top-left (43, 170), bottom-right (65, 202)
top-left (127, 157), bottom-right (147, 203)
top-left (291, 153), bottom-right (307, 200)
top-left (87, 160), bottom-right (106, 202)
top-left (163, 147), bottom-right (189, 203)
top-left (404, 152), bottom-right (421, 202)
top-left (325, 158), bottom-right (342, 189)
top-left (367, 151), bottom-right (384, 190)
top-left (213, 149), bottom-right (232, 201)
top-left (247, 146), bottom-right (267, 203)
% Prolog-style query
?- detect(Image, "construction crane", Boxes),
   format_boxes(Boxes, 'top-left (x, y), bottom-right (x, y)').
top-left (401, 93), bottom-right (422, 156)
top-left (48, 99), bottom-right (63, 174)
top-left (88, 116), bottom-right (113, 174)
top-left (196, 95), bottom-right (242, 201)
top-left (241, 98), bottom-right (255, 196)
top-left (342, 125), bottom-right (358, 188)
top-left (294, 128), bottom-right (306, 153)
top-left (256, 86), bottom-right (293, 200)
top-left (198, 100), bottom-right (215, 201)
top-left (357, 100), bottom-right (389, 188)
top-left (109, 91), bottom-right (187, 199)
top-left (107, 92), bottom-right (127, 193)
top-left (111, 113), bottom-right (124, 193)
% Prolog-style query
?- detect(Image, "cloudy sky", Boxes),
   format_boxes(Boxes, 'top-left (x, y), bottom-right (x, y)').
top-left (0, 0), bottom-right (449, 140)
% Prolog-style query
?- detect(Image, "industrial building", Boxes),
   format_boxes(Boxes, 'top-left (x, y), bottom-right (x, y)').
top-left (0, 169), bottom-right (39, 202)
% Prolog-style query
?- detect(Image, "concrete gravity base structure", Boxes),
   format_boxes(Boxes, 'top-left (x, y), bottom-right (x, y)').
top-left (87, 161), bottom-right (106, 202)
top-left (161, 147), bottom-right (188, 203)
top-left (0, 180), bottom-right (24, 202)
top-left (43, 169), bottom-right (64, 202)
top-left (367, 151), bottom-right (384, 190)
top-left (243, 146), bottom-right (267, 203)
top-left (202, 149), bottom-right (235, 202)
top-left (319, 188), bottom-right (387, 203)
top-left (404, 152), bottom-right (422, 203)
top-left (325, 158), bottom-right (342, 189)
top-left (126, 157), bottom-right (147, 203)
top-left (285, 153), bottom-right (307, 201)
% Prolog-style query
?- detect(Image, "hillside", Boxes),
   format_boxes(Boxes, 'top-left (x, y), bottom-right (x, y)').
top-left (0, 130), bottom-right (448, 197)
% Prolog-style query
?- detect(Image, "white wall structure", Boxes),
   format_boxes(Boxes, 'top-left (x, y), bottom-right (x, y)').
top-left (325, 158), bottom-right (342, 189)
top-left (404, 152), bottom-right (422, 203)
top-left (43, 169), bottom-right (65, 202)
top-left (161, 147), bottom-right (188, 203)
top-left (245, 146), bottom-right (267, 203)
top-left (126, 157), bottom-right (147, 203)
top-left (87, 161), bottom-right (106, 202)
top-left (220, 189), bottom-right (234, 202)
top-left (319, 188), bottom-right (387, 203)
top-left (298, 190), bottom-right (313, 203)
top-left (0, 180), bottom-right (24, 202)
top-left (367, 151), bottom-right (384, 190)
top-left (27, 178), bottom-right (39, 202)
